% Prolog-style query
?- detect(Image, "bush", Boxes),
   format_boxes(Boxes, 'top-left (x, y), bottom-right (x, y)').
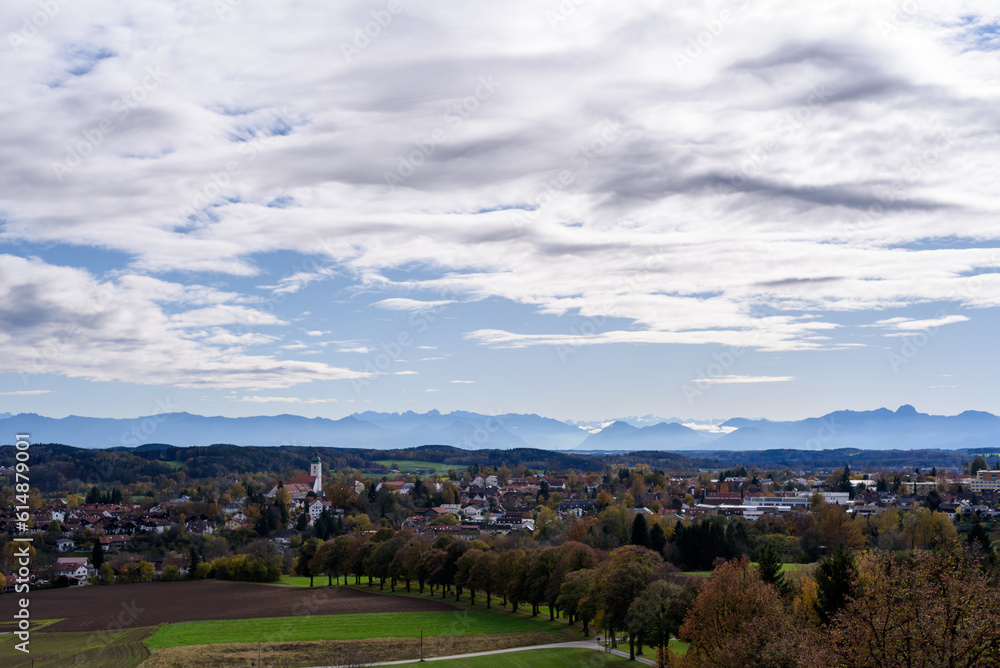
top-left (210, 554), bottom-right (282, 582)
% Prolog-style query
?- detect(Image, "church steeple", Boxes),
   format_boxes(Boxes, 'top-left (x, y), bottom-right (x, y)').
top-left (310, 454), bottom-right (323, 495)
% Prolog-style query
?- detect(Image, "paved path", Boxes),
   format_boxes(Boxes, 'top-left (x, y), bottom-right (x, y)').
top-left (313, 639), bottom-right (657, 667)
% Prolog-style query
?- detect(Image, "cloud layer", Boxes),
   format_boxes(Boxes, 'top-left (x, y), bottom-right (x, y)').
top-left (1, 0), bottom-right (999, 391)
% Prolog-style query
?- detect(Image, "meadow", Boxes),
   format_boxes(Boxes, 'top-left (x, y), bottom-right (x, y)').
top-left (373, 459), bottom-right (464, 473)
top-left (146, 608), bottom-right (558, 648)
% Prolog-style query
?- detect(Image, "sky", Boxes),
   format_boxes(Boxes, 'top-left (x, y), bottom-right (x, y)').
top-left (1, 0), bottom-right (999, 423)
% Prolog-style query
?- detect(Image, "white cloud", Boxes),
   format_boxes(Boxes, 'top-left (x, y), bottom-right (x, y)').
top-left (394, 370), bottom-right (419, 375)
top-left (0, 390), bottom-right (53, 396)
top-left (690, 375), bottom-right (796, 385)
top-left (0, 0), bottom-right (997, 374)
top-left (337, 346), bottom-right (373, 354)
top-left (239, 395), bottom-right (337, 404)
top-left (871, 314), bottom-right (970, 331)
top-left (681, 422), bottom-right (738, 434)
top-left (306, 330), bottom-right (325, 336)
top-left (373, 298), bottom-right (457, 312)
top-left (0, 255), bottom-right (370, 389)
top-left (450, 380), bottom-right (475, 384)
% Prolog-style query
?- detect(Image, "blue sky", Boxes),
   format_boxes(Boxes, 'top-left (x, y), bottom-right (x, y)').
top-left (1, 1), bottom-right (999, 423)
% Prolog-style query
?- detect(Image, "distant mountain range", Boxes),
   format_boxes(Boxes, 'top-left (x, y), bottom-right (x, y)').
top-left (0, 405), bottom-right (998, 451)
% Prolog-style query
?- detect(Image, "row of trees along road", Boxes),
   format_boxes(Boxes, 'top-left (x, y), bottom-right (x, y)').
top-left (294, 522), bottom-right (1000, 667)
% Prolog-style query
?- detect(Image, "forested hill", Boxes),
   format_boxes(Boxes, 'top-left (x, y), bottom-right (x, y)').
top-left (0, 443), bottom-right (719, 492)
top-left (668, 447), bottom-right (997, 471)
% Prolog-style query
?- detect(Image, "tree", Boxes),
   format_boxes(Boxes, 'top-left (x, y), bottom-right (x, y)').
top-left (817, 504), bottom-right (865, 551)
top-left (626, 579), bottom-right (691, 667)
top-left (92, 540), bottom-right (105, 570)
top-left (312, 535), bottom-right (351, 586)
top-left (756, 543), bottom-right (791, 599)
top-left (814, 543), bottom-right (857, 626)
top-left (649, 522), bottom-right (668, 555)
top-left (500, 549), bottom-right (528, 612)
top-left (295, 537), bottom-right (322, 586)
top-left (631, 512), bottom-right (651, 549)
top-left (602, 545), bottom-right (659, 660)
top-left (971, 455), bottom-right (989, 475)
top-left (967, 521), bottom-right (990, 551)
top-left (557, 568), bottom-right (598, 636)
top-left (98, 562), bottom-right (116, 585)
top-left (470, 550), bottom-right (499, 608)
top-left (679, 557), bottom-right (810, 668)
top-left (188, 547), bottom-right (201, 579)
top-left (816, 544), bottom-right (1000, 668)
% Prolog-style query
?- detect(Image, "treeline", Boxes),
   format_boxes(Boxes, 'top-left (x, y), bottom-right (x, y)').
top-left (291, 525), bottom-right (1000, 666)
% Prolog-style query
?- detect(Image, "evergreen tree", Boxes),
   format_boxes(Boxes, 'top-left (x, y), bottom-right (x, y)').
top-left (188, 547), bottom-right (201, 579)
top-left (91, 540), bottom-right (104, 570)
top-left (756, 544), bottom-right (791, 599)
top-left (968, 522), bottom-right (991, 554)
top-left (814, 544), bottom-right (857, 625)
top-left (649, 522), bottom-right (667, 555)
top-left (296, 512), bottom-right (310, 531)
top-left (631, 512), bottom-right (651, 548)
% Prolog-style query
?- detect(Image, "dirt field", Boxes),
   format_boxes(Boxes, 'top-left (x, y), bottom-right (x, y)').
top-left (0, 581), bottom-right (457, 632)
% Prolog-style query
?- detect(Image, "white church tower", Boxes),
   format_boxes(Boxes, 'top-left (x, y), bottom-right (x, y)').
top-left (310, 455), bottom-right (323, 495)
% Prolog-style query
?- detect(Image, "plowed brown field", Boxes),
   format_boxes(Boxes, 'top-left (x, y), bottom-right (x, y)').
top-left (0, 581), bottom-right (456, 632)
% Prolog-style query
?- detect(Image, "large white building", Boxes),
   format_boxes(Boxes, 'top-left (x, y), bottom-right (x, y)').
top-left (969, 469), bottom-right (1000, 492)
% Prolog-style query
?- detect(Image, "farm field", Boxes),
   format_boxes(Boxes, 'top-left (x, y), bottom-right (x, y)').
top-left (0, 626), bottom-right (155, 668)
top-left (147, 608), bottom-right (560, 648)
top-left (0, 580), bottom-right (455, 632)
top-left (374, 459), bottom-right (464, 473)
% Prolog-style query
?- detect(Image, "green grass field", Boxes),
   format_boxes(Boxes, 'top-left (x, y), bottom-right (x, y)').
top-left (683, 562), bottom-right (815, 577)
top-left (0, 626), bottom-right (154, 668)
top-left (373, 459), bottom-right (464, 474)
top-left (392, 647), bottom-right (634, 667)
top-left (272, 574), bottom-right (344, 587)
top-left (146, 609), bottom-right (557, 649)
